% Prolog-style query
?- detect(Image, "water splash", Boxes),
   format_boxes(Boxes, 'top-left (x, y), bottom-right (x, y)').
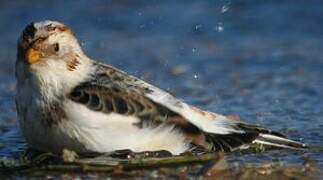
top-left (221, 1), bottom-right (231, 13)
top-left (221, 5), bottom-right (230, 13)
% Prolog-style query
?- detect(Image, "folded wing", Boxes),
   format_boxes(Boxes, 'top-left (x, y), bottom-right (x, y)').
top-left (68, 62), bottom-right (307, 152)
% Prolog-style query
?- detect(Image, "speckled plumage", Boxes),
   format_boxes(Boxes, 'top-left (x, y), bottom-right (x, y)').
top-left (15, 21), bottom-right (307, 155)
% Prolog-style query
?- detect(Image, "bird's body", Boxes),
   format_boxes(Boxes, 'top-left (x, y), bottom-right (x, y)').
top-left (16, 21), bottom-right (307, 155)
top-left (17, 59), bottom-right (189, 154)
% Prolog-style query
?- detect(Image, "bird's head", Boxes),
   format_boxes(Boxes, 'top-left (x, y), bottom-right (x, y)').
top-left (17, 20), bottom-right (84, 66)
top-left (16, 21), bottom-right (92, 93)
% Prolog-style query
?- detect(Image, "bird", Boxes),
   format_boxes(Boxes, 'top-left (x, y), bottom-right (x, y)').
top-left (16, 20), bottom-right (307, 155)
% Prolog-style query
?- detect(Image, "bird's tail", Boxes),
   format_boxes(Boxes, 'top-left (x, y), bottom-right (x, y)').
top-left (203, 122), bottom-right (308, 152)
top-left (237, 123), bottom-right (308, 150)
top-left (168, 104), bottom-right (308, 152)
top-left (253, 133), bottom-right (307, 150)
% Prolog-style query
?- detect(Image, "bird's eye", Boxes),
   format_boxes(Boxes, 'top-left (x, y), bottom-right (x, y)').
top-left (54, 43), bottom-right (59, 52)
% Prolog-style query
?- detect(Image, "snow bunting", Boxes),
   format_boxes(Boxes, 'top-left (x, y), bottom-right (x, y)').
top-left (16, 21), bottom-right (307, 155)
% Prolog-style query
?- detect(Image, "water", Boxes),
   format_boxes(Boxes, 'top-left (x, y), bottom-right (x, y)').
top-left (0, 0), bottom-right (322, 169)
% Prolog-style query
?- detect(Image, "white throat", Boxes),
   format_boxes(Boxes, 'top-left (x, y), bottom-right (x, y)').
top-left (19, 54), bottom-right (93, 102)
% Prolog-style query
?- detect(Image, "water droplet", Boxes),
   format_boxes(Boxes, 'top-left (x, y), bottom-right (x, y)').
top-left (192, 48), bottom-right (197, 53)
top-left (215, 23), bottom-right (224, 32)
top-left (221, 1), bottom-right (231, 13)
top-left (195, 24), bottom-right (202, 30)
top-left (221, 5), bottom-right (230, 13)
top-left (194, 74), bottom-right (198, 79)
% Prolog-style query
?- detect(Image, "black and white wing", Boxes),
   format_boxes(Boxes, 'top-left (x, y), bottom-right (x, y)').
top-left (67, 62), bottom-right (307, 152)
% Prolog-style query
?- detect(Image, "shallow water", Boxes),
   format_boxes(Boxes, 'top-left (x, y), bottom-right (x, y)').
top-left (0, 0), bottom-right (322, 172)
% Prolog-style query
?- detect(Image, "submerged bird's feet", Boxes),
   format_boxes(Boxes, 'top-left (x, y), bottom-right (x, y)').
top-left (108, 149), bottom-right (173, 159)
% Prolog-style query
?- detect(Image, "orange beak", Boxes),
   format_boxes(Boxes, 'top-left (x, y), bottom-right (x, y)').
top-left (25, 48), bottom-right (41, 64)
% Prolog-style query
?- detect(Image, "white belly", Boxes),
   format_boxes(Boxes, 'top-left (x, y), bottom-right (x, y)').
top-left (19, 99), bottom-right (189, 155)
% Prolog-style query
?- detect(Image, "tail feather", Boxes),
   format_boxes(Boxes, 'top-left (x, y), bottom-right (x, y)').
top-left (237, 123), bottom-right (287, 138)
top-left (205, 132), bottom-right (259, 152)
top-left (253, 133), bottom-right (308, 150)
top-left (204, 122), bottom-right (308, 152)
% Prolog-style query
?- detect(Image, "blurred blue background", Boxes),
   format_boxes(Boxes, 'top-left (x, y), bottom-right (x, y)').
top-left (0, 0), bottom-right (322, 166)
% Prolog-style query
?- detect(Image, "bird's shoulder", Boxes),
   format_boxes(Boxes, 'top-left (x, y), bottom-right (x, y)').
top-left (88, 62), bottom-right (185, 109)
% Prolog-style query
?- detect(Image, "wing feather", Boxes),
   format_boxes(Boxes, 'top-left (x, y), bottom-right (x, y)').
top-left (67, 62), bottom-right (307, 152)
top-left (85, 62), bottom-right (247, 135)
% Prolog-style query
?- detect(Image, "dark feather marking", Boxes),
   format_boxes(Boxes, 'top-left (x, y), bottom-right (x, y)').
top-left (104, 97), bottom-right (114, 113)
top-left (42, 102), bottom-right (66, 126)
top-left (111, 86), bottom-right (121, 93)
top-left (78, 91), bottom-right (89, 104)
top-left (67, 57), bottom-right (80, 71)
top-left (237, 123), bottom-right (286, 138)
top-left (167, 116), bottom-right (208, 147)
top-left (57, 26), bottom-right (69, 32)
top-left (68, 82), bottom-right (158, 119)
top-left (113, 96), bottom-right (128, 114)
top-left (69, 90), bottom-right (82, 100)
top-left (205, 132), bottom-right (259, 152)
top-left (153, 101), bottom-right (178, 118)
top-left (93, 62), bottom-right (168, 96)
top-left (132, 100), bottom-right (145, 113)
top-left (112, 75), bottom-right (123, 81)
top-left (88, 94), bottom-right (102, 111)
top-left (179, 122), bottom-right (201, 134)
top-left (23, 22), bottom-right (36, 40)
top-left (126, 100), bottom-right (135, 115)
top-left (46, 24), bottom-right (57, 31)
